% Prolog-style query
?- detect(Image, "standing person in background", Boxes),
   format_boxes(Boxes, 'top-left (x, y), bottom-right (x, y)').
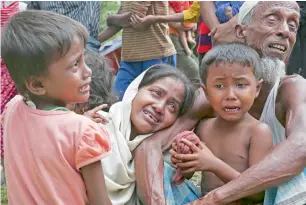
top-left (196, 18), bottom-right (212, 66)
top-left (200, 1), bottom-right (243, 45)
top-left (109, 2), bottom-right (177, 100)
top-left (128, 1), bottom-right (212, 71)
top-left (168, 1), bottom-right (201, 88)
top-left (169, 1), bottom-right (196, 57)
top-left (27, 1), bottom-right (102, 53)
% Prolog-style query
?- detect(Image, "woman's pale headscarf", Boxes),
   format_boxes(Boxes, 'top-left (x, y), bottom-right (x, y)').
top-left (98, 69), bottom-right (151, 205)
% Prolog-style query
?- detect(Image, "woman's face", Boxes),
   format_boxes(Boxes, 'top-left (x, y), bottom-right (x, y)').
top-left (131, 77), bottom-right (185, 135)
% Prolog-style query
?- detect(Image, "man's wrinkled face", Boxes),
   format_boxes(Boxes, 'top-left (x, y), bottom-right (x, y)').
top-left (244, 1), bottom-right (300, 61)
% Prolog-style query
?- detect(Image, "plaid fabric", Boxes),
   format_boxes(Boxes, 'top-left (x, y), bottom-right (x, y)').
top-left (264, 170), bottom-right (306, 205)
top-left (164, 162), bottom-right (200, 205)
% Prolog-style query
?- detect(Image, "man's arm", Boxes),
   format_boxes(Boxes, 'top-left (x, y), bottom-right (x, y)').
top-left (168, 4), bottom-right (193, 31)
top-left (200, 2), bottom-right (220, 30)
top-left (130, 1), bottom-right (201, 30)
top-left (97, 26), bottom-right (121, 43)
top-left (192, 76), bottom-right (306, 204)
top-left (134, 89), bottom-right (213, 205)
top-left (107, 12), bottom-right (133, 28)
top-left (200, 2), bottom-right (240, 45)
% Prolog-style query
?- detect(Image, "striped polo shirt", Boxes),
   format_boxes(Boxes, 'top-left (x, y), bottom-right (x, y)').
top-left (119, 1), bottom-right (176, 62)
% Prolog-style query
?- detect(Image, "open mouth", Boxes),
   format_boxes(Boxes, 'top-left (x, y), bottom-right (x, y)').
top-left (223, 107), bottom-right (240, 113)
top-left (268, 44), bottom-right (287, 52)
top-left (79, 84), bottom-right (90, 93)
top-left (143, 110), bottom-right (159, 123)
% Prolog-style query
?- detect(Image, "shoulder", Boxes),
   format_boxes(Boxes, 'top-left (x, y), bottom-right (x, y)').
top-left (279, 75), bottom-right (306, 108)
top-left (250, 121), bottom-right (271, 134)
top-left (195, 118), bottom-right (215, 136)
top-left (249, 121), bottom-right (273, 145)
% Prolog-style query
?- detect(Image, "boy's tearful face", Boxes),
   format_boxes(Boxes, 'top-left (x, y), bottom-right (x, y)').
top-left (203, 63), bottom-right (262, 122)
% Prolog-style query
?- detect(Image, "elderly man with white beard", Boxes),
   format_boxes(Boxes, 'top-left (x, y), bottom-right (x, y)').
top-left (134, 1), bottom-right (306, 205)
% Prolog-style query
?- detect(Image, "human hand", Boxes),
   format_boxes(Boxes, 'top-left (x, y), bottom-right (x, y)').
top-left (169, 142), bottom-right (181, 168)
top-left (83, 104), bottom-right (109, 124)
top-left (174, 139), bottom-right (217, 174)
top-left (209, 16), bottom-right (240, 45)
top-left (225, 6), bottom-right (233, 20)
top-left (130, 14), bottom-right (155, 31)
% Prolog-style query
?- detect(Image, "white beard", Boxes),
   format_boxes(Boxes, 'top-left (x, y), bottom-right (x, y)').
top-left (260, 57), bottom-right (286, 85)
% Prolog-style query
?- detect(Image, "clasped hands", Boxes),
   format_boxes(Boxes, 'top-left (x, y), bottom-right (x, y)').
top-left (170, 138), bottom-right (217, 176)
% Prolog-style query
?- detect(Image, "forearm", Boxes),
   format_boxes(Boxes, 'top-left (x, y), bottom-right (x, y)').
top-left (107, 14), bottom-right (121, 26)
top-left (200, 2), bottom-right (220, 30)
top-left (152, 13), bottom-right (184, 24)
top-left (211, 158), bottom-right (264, 202)
top-left (212, 138), bottom-right (306, 204)
top-left (135, 139), bottom-right (166, 205)
top-left (107, 12), bottom-right (132, 27)
top-left (134, 107), bottom-right (203, 204)
top-left (211, 158), bottom-right (240, 184)
top-left (97, 26), bottom-right (121, 43)
top-left (81, 161), bottom-right (112, 205)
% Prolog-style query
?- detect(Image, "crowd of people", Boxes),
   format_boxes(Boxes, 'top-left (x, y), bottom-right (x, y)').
top-left (1, 1), bottom-right (306, 205)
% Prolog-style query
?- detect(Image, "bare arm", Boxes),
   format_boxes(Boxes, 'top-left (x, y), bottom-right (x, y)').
top-left (168, 5), bottom-right (192, 31)
top-left (107, 12), bottom-right (132, 28)
top-left (134, 89), bottom-right (213, 205)
top-left (192, 76), bottom-right (306, 204)
top-left (243, 123), bottom-right (273, 202)
top-left (97, 26), bottom-right (121, 43)
top-left (81, 161), bottom-right (112, 205)
top-left (131, 1), bottom-right (201, 31)
top-left (200, 2), bottom-right (220, 30)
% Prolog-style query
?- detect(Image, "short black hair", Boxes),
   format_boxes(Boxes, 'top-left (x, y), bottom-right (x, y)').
top-left (84, 51), bottom-right (117, 111)
top-left (200, 43), bottom-right (261, 84)
top-left (138, 64), bottom-right (196, 116)
top-left (1, 10), bottom-right (88, 94)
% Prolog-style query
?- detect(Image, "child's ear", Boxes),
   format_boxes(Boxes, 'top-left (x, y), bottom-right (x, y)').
top-left (25, 76), bottom-right (46, 96)
top-left (255, 79), bottom-right (264, 98)
top-left (235, 24), bottom-right (247, 41)
top-left (201, 83), bottom-right (209, 99)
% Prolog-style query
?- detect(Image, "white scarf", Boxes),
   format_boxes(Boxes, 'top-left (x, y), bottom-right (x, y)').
top-left (99, 69), bottom-right (151, 205)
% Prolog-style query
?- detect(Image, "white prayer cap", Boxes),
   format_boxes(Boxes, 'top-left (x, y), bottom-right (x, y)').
top-left (238, 1), bottom-right (260, 24)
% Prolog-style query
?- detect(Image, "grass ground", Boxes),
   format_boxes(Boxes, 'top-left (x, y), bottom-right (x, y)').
top-left (1, 184), bottom-right (8, 205)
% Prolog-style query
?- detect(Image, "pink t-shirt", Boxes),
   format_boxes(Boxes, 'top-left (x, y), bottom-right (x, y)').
top-left (2, 95), bottom-right (111, 205)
